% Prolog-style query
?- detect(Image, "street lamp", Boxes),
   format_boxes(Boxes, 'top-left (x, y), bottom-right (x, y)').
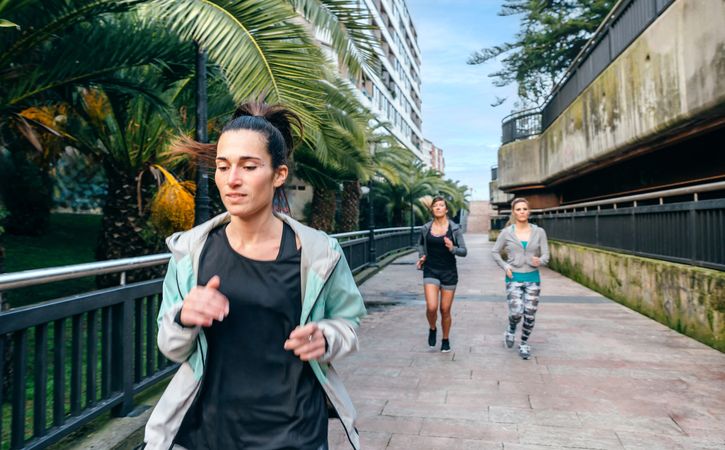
top-left (194, 43), bottom-right (211, 225)
top-left (409, 190), bottom-right (415, 246)
top-left (362, 181), bottom-right (377, 267)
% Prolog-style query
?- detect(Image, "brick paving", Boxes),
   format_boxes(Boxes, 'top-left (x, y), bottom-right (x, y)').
top-left (327, 234), bottom-right (725, 449)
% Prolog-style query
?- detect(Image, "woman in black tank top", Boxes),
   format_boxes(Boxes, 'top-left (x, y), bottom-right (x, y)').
top-left (416, 196), bottom-right (467, 353)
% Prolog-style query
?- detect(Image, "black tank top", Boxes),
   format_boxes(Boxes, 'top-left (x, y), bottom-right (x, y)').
top-left (425, 225), bottom-right (457, 271)
top-left (174, 222), bottom-right (327, 449)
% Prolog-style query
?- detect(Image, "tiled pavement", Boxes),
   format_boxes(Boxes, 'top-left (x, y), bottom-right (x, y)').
top-left (327, 234), bottom-right (725, 449)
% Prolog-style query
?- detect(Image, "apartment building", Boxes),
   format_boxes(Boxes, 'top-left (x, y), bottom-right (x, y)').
top-left (354, 0), bottom-right (424, 160)
top-left (422, 139), bottom-right (445, 174)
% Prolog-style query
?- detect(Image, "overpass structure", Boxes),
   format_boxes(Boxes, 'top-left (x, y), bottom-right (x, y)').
top-left (491, 0), bottom-right (724, 351)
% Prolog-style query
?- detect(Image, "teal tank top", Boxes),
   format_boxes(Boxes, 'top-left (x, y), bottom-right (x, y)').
top-left (505, 241), bottom-right (541, 283)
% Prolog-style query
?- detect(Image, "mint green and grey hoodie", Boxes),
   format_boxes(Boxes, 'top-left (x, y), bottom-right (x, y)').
top-left (143, 212), bottom-right (367, 450)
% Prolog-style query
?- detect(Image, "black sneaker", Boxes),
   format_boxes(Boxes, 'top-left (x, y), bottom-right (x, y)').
top-left (441, 339), bottom-right (451, 353)
top-left (428, 328), bottom-right (436, 348)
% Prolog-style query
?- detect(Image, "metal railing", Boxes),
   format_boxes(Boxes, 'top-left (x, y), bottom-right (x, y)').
top-left (0, 226), bottom-right (419, 449)
top-left (536, 199), bottom-right (724, 270)
top-left (501, 0), bottom-right (676, 145)
top-left (490, 181), bottom-right (725, 271)
top-left (500, 108), bottom-right (542, 144)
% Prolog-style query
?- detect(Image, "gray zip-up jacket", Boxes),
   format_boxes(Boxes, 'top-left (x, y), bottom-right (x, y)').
top-left (143, 212), bottom-right (366, 450)
top-left (491, 224), bottom-right (550, 273)
top-left (417, 220), bottom-right (467, 258)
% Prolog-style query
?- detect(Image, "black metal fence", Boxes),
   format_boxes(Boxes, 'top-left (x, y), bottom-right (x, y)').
top-left (500, 108), bottom-right (542, 144)
top-left (501, 0), bottom-right (676, 144)
top-left (0, 227), bottom-right (418, 449)
top-left (491, 199), bottom-right (724, 271)
top-left (0, 280), bottom-right (176, 450)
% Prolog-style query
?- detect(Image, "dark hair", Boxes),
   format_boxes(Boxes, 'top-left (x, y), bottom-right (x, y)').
top-left (430, 196), bottom-right (448, 211)
top-left (168, 101), bottom-right (303, 214)
top-left (224, 102), bottom-right (302, 169)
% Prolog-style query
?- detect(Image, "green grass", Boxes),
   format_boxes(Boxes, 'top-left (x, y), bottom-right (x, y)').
top-left (1, 213), bottom-right (101, 308)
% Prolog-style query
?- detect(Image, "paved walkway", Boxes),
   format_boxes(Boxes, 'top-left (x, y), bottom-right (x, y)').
top-left (327, 234), bottom-right (725, 449)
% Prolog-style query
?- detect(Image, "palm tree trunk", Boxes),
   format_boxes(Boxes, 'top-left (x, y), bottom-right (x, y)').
top-left (95, 164), bottom-right (164, 287)
top-left (0, 146), bottom-right (53, 235)
top-left (339, 181), bottom-right (361, 232)
top-left (310, 186), bottom-right (336, 232)
top-left (392, 203), bottom-right (404, 227)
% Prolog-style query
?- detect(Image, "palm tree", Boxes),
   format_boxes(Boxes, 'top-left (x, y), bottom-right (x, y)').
top-left (64, 79), bottom-right (187, 283)
top-left (0, 1), bottom-right (170, 232)
top-left (151, 0), bottom-right (377, 139)
top-left (2, 0), bottom-right (380, 247)
top-left (373, 160), bottom-right (469, 227)
top-left (294, 76), bottom-right (373, 231)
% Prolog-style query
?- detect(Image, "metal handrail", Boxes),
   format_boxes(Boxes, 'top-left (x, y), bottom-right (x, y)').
top-left (0, 254), bottom-right (172, 291)
top-left (542, 180), bottom-right (725, 213)
top-left (0, 226), bottom-right (422, 292)
top-left (501, 0), bottom-right (675, 143)
top-left (540, 0), bottom-right (629, 107)
top-left (500, 107), bottom-right (542, 124)
top-left (496, 180), bottom-right (725, 215)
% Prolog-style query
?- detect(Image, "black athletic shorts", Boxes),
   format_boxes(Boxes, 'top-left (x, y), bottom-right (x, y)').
top-left (422, 266), bottom-right (458, 290)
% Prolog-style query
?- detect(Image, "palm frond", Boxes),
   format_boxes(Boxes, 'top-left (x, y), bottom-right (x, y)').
top-left (153, 0), bottom-right (327, 134)
top-left (0, 0), bottom-right (143, 67)
top-left (2, 14), bottom-right (191, 114)
top-left (287, 0), bottom-right (379, 77)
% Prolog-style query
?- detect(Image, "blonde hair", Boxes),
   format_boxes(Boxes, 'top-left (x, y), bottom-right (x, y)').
top-left (505, 197), bottom-right (529, 226)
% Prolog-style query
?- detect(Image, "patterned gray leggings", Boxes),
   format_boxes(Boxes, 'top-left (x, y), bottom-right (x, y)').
top-left (506, 281), bottom-right (541, 343)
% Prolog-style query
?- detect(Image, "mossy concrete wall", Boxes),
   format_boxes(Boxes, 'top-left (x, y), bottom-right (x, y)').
top-left (549, 241), bottom-right (725, 351)
top-left (498, 0), bottom-right (725, 190)
top-left (498, 137), bottom-right (541, 189)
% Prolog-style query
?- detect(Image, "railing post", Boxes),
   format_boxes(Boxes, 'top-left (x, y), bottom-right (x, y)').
top-left (367, 181), bottom-right (377, 267)
top-left (194, 43), bottom-right (211, 225)
top-left (111, 299), bottom-right (134, 417)
top-left (689, 204), bottom-right (697, 265)
top-left (368, 227), bottom-right (377, 267)
top-left (409, 192), bottom-right (415, 247)
top-left (631, 207), bottom-right (637, 253)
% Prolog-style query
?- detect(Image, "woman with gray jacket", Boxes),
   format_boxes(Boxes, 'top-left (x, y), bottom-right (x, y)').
top-left (416, 196), bottom-right (467, 352)
top-left (491, 197), bottom-right (549, 360)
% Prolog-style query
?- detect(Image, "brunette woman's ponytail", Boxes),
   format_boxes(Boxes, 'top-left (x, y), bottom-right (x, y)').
top-left (226, 102), bottom-right (302, 214)
top-left (168, 101), bottom-right (303, 214)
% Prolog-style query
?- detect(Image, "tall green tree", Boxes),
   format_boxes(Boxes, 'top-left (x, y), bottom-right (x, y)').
top-left (373, 160), bottom-right (468, 227)
top-left (468, 0), bottom-right (616, 105)
top-left (294, 76), bottom-right (373, 232)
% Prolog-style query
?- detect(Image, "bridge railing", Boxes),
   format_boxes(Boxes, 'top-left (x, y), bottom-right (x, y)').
top-left (491, 181), bottom-right (725, 271)
top-left (500, 108), bottom-right (541, 144)
top-left (501, 0), bottom-right (676, 145)
top-left (0, 226), bottom-right (419, 450)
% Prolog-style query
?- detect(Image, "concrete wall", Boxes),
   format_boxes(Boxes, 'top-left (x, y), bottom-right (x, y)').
top-left (499, 0), bottom-right (725, 190)
top-left (548, 241), bottom-right (725, 351)
top-left (466, 200), bottom-right (496, 233)
top-left (489, 180), bottom-right (514, 206)
top-left (498, 137), bottom-right (541, 189)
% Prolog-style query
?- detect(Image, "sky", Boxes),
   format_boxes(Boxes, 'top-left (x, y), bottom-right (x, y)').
top-left (406, 0), bottom-right (519, 201)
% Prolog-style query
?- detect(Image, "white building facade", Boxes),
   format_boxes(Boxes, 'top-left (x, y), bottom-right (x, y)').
top-left (354, 0), bottom-right (424, 159)
top-left (421, 139), bottom-right (445, 174)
